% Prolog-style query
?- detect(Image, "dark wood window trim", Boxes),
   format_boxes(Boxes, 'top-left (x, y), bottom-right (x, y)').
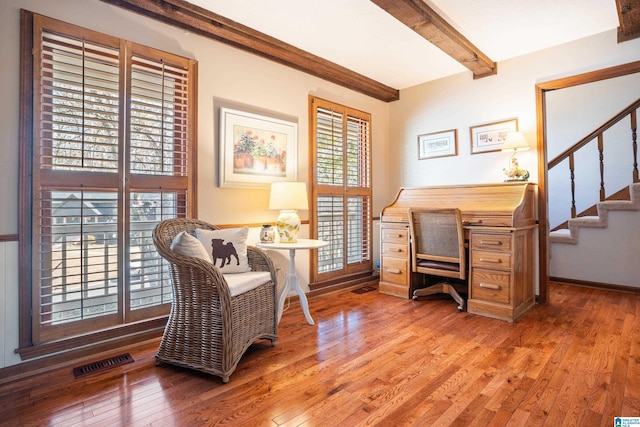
top-left (18, 10), bottom-right (197, 359)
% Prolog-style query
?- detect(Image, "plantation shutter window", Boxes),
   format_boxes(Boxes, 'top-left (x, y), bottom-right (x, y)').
top-left (21, 12), bottom-right (197, 349)
top-left (309, 96), bottom-right (373, 288)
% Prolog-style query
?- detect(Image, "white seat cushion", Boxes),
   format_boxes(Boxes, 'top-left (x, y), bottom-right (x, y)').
top-left (224, 271), bottom-right (272, 297)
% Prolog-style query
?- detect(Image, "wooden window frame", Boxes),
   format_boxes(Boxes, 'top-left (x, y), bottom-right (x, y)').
top-left (308, 96), bottom-right (373, 289)
top-left (17, 10), bottom-right (197, 358)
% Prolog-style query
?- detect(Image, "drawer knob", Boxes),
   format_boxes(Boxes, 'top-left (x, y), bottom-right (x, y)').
top-left (480, 240), bottom-right (502, 246)
top-left (386, 268), bottom-right (401, 274)
top-left (479, 257), bottom-right (501, 264)
top-left (479, 283), bottom-right (502, 290)
top-left (388, 248), bottom-right (402, 252)
top-left (463, 219), bottom-right (483, 225)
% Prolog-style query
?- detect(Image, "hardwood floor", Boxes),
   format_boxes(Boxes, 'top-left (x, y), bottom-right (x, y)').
top-left (1, 282), bottom-right (639, 426)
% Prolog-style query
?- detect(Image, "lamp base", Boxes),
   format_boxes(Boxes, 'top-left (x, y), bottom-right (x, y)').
top-left (276, 209), bottom-right (300, 243)
top-left (502, 156), bottom-right (529, 181)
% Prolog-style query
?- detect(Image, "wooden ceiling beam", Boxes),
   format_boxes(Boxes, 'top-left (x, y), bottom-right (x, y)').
top-left (99, 0), bottom-right (400, 102)
top-left (616, 0), bottom-right (640, 42)
top-left (370, 0), bottom-right (496, 79)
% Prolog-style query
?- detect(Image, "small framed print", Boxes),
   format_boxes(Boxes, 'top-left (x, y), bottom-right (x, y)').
top-left (470, 118), bottom-right (518, 154)
top-left (417, 129), bottom-right (458, 160)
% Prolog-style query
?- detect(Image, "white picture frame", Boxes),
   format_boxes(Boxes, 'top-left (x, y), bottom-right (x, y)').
top-left (417, 129), bottom-right (458, 160)
top-left (219, 107), bottom-right (297, 188)
top-left (470, 118), bottom-right (518, 154)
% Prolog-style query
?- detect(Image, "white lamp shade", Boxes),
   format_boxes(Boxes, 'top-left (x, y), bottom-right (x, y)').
top-left (502, 131), bottom-right (530, 152)
top-left (269, 181), bottom-right (309, 211)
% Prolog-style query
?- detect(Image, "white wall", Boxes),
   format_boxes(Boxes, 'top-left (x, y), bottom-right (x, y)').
top-left (0, 242), bottom-right (21, 367)
top-left (387, 30), bottom-right (640, 195)
top-left (550, 209), bottom-right (640, 286)
top-left (0, 0), bottom-right (391, 368)
top-left (546, 73), bottom-right (640, 229)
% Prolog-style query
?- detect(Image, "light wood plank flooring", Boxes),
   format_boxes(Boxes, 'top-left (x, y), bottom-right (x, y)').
top-left (1, 282), bottom-right (639, 426)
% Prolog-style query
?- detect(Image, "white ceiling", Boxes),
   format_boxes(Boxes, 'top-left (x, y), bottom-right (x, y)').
top-left (187, 0), bottom-right (620, 89)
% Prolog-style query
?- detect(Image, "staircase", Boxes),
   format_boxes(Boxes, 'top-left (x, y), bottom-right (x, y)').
top-left (549, 182), bottom-right (640, 244)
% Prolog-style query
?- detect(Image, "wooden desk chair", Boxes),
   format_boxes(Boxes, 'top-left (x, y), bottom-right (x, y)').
top-left (408, 208), bottom-right (467, 311)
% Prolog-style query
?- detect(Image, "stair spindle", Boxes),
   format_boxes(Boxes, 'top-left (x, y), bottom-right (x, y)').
top-left (598, 134), bottom-right (605, 201)
top-left (570, 153), bottom-right (576, 219)
top-left (632, 109), bottom-right (638, 183)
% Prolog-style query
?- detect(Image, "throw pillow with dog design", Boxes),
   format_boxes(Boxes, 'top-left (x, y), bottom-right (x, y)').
top-left (196, 226), bottom-right (251, 273)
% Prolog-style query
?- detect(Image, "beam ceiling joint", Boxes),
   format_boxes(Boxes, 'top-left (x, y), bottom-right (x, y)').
top-left (370, 0), bottom-right (496, 79)
top-left (99, 0), bottom-right (400, 102)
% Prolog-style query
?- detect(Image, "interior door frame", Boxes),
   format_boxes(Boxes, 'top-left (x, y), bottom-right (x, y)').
top-left (535, 60), bottom-right (640, 304)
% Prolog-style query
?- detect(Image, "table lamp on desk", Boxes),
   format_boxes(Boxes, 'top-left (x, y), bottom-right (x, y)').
top-left (269, 181), bottom-right (309, 243)
top-left (502, 131), bottom-right (530, 181)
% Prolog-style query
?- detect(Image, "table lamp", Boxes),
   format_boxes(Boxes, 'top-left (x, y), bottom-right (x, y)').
top-left (269, 181), bottom-right (309, 243)
top-left (502, 131), bottom-right (530, 181)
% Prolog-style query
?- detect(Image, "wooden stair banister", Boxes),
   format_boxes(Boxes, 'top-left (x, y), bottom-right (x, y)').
top-left (549, 97), bottom-right (640, 228)
top-left (549, 97), bottom-right (640, 169)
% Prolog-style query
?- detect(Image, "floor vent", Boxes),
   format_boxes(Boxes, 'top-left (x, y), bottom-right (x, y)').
top-left (73, 353), bottom-right (134, 378)
top-left (351, 286), bottom-right (376, 294)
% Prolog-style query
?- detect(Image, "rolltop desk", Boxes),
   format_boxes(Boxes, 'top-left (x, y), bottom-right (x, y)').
top-left (379, 182), bottom-right (537, 322)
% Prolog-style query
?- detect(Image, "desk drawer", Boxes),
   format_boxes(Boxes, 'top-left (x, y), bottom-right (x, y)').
top-left (381, 257), bottom-right (408, 285)
top-left (472, 250), bottom-right (511, 270)
top-left (471, 268), bottom-right (510, 304)
top-left (472, 233), bottom-right (512, 252)
top-left (463, 215), bottom-right (513, 227)
top-left (382, 227), bottom-right (408, 243)
top-left (382, 242), bottom-right (409, 259)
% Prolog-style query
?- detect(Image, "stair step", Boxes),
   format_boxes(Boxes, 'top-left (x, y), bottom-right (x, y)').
top-left (599, 199), bottom-right (637, 210)
top-left (550, 183), bottom-right (640, 245)
top-left (549, 229), bottom-right (576, 244)
top-left (569, 215), bottom-right (605, 228)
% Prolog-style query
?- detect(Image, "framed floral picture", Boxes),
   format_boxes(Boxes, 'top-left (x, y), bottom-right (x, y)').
top-left (470, 118), bottom-right (518, 154)
top-left (417, 129), bottom-right (458, 160)
top-left (219, 107), bottom-right (297, 188)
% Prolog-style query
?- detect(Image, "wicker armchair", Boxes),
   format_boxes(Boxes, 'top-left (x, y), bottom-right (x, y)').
top-left (152, 218), bottom-right (278, 383)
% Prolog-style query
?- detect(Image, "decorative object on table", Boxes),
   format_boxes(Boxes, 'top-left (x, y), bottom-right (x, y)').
top-left (259, 224), bottom-right (275, 243)
top-left (417, 129), bottom-right (457, 160)
top-left (219, 106), bottom-right (297, 188)
top-left (470, 118), bottom-right (518, 154)
top-left (269, 181), bottom-right (309, 243)
top-left (501, 131), bottom-right (530, 181)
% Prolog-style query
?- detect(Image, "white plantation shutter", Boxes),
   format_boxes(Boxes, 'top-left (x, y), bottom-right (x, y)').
top-left (310, 96), bottom-right (373, 286)
top-left (28, 14), bottom-right (196, 344)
